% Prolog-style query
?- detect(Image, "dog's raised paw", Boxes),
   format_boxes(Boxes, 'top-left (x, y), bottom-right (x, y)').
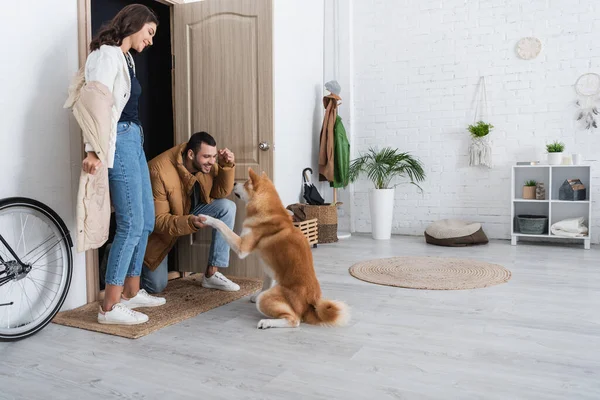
top-left (199, 215), bottom-right (215, 226)
top-left (257, 319), bottom-right (271, 329)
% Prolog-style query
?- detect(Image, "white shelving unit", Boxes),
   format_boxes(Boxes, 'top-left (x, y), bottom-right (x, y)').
top-left (511, 165), bottom-right (592, 250)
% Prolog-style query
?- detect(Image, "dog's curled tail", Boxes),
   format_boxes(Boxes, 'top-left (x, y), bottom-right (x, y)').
top-left (305, 299), bottom-right (350, 327)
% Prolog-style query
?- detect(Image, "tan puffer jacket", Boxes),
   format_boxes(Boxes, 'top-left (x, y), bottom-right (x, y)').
top-left (143, 144), bottom-right (235, 271)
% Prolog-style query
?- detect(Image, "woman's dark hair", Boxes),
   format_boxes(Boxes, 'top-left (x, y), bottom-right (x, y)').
top-left (89, 4), bottom-right (158, 52)
top-left (185, 132), bottom-right (217, 154)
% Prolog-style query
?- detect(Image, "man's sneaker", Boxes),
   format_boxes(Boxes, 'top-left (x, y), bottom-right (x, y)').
top-left (98, 303), bottom-right (149, 325)
top-left (120, 289), bottom-right (166, 309)
top-left (202, 271), bottom-right (240, 291)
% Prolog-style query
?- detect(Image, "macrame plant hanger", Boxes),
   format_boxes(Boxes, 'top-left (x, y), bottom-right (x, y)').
top-left (469, 76), bottom-right (493, 168)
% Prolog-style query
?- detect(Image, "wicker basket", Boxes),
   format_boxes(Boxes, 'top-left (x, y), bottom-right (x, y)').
top-left (293, 218), bottom-right (318, 247)
top-left (302, 204), bottom-right (338, 243)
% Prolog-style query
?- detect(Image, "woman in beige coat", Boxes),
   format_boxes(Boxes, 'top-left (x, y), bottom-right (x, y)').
top-left (77, 4), bottom-right (165, 325)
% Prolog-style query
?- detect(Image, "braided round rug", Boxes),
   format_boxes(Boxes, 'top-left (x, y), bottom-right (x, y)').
top-left (349, 256), bottom-right (511, 290)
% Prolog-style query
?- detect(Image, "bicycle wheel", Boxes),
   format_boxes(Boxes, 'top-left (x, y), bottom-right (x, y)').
top-left (0, 197), bottom-right (73, 340)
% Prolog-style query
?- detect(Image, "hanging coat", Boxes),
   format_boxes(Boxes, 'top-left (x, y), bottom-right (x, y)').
top-left (331, 115), bottom-right (350, 188)
top-left (318, 93), bottom-right (341, 182)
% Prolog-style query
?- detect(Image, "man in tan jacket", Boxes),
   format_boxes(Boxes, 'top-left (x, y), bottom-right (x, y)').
top-left (141, 131), bottom-right (239, 293)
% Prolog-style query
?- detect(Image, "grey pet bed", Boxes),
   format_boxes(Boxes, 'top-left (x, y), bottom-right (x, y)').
top-left (424, 219), bottom-right (489, 247)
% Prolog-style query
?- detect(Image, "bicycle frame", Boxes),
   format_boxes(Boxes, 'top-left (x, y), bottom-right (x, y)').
top-left (0, 233), bottom-right (24, 288)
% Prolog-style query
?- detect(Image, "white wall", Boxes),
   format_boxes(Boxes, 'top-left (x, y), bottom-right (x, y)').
top-left (0, 1), bottom-right (87, 308)
top-left (351, 0), bottom-right (600, 243)
top-left (273, 1), bottom-right (325, 207)
top-left (323, 0), bottom-right (354, 232)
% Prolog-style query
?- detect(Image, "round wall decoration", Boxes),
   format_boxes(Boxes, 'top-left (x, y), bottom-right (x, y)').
top-left (575, 72), bottom-right (600, 97)
top-left (516, 37), bottom-right (542, 60)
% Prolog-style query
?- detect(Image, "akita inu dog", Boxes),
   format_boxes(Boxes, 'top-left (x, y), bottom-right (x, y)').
top-left (200, 168), bottom-right (349, 329)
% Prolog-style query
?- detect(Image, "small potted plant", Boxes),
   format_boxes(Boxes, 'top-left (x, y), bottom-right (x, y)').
top-left (468, 121), bottom-right (494, 138)
top-left (349, 147), bottom-right (426, 240)
top-left (546, 141), bottom-right (565, 165)
top-left (523, 180), bottom-right (537, 199)
top-left (468, 121), bottom-right (494, 168)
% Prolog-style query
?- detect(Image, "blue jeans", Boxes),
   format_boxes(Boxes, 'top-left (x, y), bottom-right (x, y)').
top-left (140, 198), bottom-right (236, 293)
top-left (105, 122), bottom-right (154, 286)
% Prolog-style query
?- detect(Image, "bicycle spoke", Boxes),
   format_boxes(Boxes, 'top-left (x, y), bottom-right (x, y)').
top-left (3, 281), bottom-right (17, 328)
top-left (29, 276), bottom-right (60, 290)
top-left (17, 213), bottom-right (30, 256)
top-left (30, 267), bottom-right (63, 276)
top-left (20, 234), bottom-right (55, 264)
top-left (19, 280), bottom-right (37, 324)
top-left (32, 256), bottom-right (63, 267)
top-left (30, 281), bottom-right (59, 303)
top-left (27, 239), bottom-right (63, 266)
top-left (27, 276), bottom-right (50, 310)
top-left (18, 281), bottom-right (24, 324)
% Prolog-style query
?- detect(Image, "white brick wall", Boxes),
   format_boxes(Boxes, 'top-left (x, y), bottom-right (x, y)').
top-left (351, 0), bottom-right (600, 243)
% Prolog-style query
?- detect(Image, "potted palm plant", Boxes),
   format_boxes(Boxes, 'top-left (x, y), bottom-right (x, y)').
top-left (349, 147), bottom-right (426, 240)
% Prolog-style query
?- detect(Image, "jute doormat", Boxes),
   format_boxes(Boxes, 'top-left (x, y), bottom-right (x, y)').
top-left (52, 276), bottom-right (262, 339)
top-left (349, 256), bottom-right (511, 290)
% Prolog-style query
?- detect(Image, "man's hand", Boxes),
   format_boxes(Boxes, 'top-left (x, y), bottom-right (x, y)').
top-left (191, 215), bottom-right (207, 229)
top-left (82, 152), bottom-right (102, 175)
top-left (218, 148), bottom-right (235, 166)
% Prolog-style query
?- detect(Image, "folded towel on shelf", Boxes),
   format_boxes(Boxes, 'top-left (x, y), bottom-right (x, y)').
top-left (550, 217), bottom-right (588, 237)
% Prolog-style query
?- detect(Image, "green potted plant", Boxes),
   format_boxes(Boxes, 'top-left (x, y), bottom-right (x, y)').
top-left (546, 141), bottom-right (565, 165)
top-left (523, 179), bottom-right (537, 199)
top-left (349, 147), bottom-right (426, 240)
top-left (468, 121), bottom-right (494, 138)
top-left (468, 121), bottom-right (494, 168)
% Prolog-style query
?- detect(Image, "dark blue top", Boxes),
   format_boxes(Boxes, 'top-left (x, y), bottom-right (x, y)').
top-left (119, 56), bottom-right (142, 125)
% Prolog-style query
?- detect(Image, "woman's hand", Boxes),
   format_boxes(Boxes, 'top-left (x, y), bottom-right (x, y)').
top-left (82, 152), bottom-right (102, 175)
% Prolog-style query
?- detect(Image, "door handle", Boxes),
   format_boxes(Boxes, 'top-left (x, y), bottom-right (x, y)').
top-left (258, 141), bottom-right (270, 151)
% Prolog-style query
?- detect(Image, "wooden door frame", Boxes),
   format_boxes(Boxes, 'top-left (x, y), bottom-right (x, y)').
top-left (77, 0), bottom-right (183, 303)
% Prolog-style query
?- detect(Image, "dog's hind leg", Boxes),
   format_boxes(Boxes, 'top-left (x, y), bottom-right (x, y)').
top-left (251, 274), bottom-right (274, 303)
top-left (255, 286), bottom-right (300, 329)
top-left (251, 259), bottom-right (275, 303)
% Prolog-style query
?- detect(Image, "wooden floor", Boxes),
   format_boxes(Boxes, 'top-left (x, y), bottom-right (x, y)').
top-left (1, 235), bottom-right (599, 399)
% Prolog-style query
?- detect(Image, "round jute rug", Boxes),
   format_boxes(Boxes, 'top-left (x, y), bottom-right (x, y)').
top-left (348, 256), bottom-right (511, 290)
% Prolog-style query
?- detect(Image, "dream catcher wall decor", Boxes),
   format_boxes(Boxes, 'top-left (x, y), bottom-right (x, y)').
top-left (575, 72), bottom-right (600, 129)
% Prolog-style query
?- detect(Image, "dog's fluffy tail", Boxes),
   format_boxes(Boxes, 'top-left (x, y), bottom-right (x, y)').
top-left (305, 299), bottom-right (350, 327)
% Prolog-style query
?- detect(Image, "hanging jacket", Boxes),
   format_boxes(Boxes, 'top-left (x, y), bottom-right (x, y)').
top-left (331, 115), bottom-right (350, 188)
top-left (318, 93), bottom-right (341, 182)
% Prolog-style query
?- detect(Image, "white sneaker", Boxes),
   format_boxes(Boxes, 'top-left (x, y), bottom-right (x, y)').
top-left (97, 303), bottom-right (149, 325)
top-left (202, 272), bottom-right (240, 291)
top-left (120, 289), bottom-right (166, 309)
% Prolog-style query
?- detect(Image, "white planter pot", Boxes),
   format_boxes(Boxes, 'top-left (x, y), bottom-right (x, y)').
top-left (547, 152), bottom-right (563, 165)
top-left (369, 188), bottom-right (395, 240)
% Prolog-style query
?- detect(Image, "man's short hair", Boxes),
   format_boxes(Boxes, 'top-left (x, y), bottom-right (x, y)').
top-left (184, 132), bottom-right (217, 154)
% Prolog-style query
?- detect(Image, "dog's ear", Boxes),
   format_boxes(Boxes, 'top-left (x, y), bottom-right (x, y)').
top-left (248, 167), bottom-right (258, 183)
top-left (261, 171), bottom-right (268, 178)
